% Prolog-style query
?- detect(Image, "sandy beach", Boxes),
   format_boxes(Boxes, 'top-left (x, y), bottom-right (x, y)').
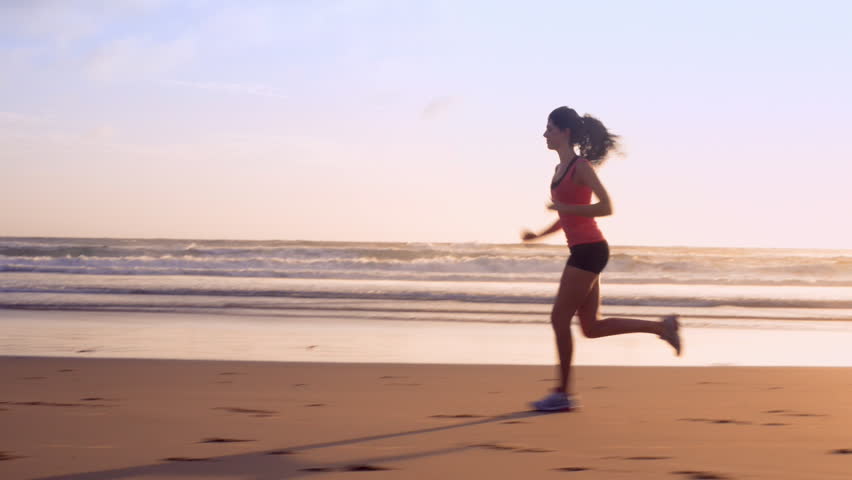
top-left (5, 0), bottom-right (852, 477)
top-left (2, 357), bottom-right (851, 479)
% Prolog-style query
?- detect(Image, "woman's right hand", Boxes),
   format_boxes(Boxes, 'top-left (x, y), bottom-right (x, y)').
top-left (521, 230), bottom-right (538, 242)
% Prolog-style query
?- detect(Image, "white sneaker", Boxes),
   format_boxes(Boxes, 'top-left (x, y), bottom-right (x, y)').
top-left (531, 391), bottom-right (577, 412)
top-left (660, 314), bottom-right (682, 356)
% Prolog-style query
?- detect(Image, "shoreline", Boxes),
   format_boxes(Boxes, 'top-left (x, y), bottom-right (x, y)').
top-left (4, 309), bottom-right (852, 367)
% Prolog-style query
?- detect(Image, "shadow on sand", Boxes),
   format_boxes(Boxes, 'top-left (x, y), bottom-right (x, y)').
top-left (34, 410), bottom-right (551, 480)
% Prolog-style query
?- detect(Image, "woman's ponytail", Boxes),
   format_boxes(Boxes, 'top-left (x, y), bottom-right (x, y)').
top-left (548, 107), bottom-right (620, 164)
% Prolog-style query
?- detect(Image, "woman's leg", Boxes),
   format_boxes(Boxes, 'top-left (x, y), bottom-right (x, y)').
top-left (576, 278), bottom-right (665, 338)
top-left (551, 264), bottom-right (599, 394)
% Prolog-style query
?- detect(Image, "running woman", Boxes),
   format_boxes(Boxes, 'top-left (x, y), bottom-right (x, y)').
top-left (522, 106), bottom-right (681, 412)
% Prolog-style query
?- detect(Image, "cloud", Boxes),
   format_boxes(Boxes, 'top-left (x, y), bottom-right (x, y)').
top-left (0, 111), bottom-right (50, 125)
top-left (0, 1), bottom-right (99, 46)
top-left (85, 35), bottom-right (197, 80)
top-left (0, 111), bottom-right (57, 135)
top-left (166, 80), bottom-right (289, 100)
top-left (0, 0), bottom-right (168, 46)
top-left (421, 96), bottom-right (456, 119)
top-left (83, 125), bottom-right (117, 141)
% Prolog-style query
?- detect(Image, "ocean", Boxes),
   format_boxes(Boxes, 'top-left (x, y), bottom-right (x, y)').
top-left (2, 237), bottom-right (852, 366)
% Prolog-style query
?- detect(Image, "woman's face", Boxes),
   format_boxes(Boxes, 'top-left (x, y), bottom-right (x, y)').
top-left (543, 120), bottom-right (570, 151)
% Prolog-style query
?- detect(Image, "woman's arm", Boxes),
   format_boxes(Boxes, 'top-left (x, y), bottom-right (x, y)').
top-left (547, 161), bottom-right (614, 217)
top-left (521, 219), bottom-right (562, 242)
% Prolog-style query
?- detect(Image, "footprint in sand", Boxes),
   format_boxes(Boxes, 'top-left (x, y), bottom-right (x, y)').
top-left (672, 470), bottom-right (730, 479)
top-left (602, 455), bottom-right (672, 461)
top-left (0, 400), bottom-right (111, 408)
top-left (200, 438), bottom-right (254, 444)
top-left (214, 407), bottom-right (277, 417)
top-left (474, 443), bottom-right (553, 453)
top-left (300, 464), bottom-right (391, 472)
top-left (163, 457), bottom-right (214, 462)
top-left (764, 409), bottom-right (828, 417)
top-left (0, 451), bottom-right (26, 461)
top-left (345, 465), bottom-right (392, 471)
top-left (679, 418), bottom-right (751, 425)
top-left (474, 444), bottom-right (515, 451)
top-left (430, 414), bottom-right (486, 419)
top-left (515, 448), bottom-right (554, 453)
top-left (266, 450), bottom-right (294, 455)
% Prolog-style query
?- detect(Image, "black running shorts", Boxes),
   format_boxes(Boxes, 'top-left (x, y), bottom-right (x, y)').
top-left (566, 241), bottom-right (609, 274)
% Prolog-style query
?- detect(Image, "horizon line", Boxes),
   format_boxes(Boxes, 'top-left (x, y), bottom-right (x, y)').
top-left (0, 235), bottom-right (848, 252)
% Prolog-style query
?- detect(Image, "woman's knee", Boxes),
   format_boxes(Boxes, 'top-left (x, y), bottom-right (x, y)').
top-left (550, 310), bottom-right (573, 332)
top-left (578, 315), bottom-right (602, 338)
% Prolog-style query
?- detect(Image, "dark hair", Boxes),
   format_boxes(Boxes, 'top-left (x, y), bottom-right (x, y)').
top-left (548, 106), bottom-right (619, 164)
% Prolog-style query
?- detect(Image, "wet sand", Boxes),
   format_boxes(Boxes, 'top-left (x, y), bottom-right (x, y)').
top-left (5, 309), bottom-right (852, 367)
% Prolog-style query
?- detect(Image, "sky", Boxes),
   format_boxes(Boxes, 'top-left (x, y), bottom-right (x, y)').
top-left (2, 0), bottom-right (851, 249)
